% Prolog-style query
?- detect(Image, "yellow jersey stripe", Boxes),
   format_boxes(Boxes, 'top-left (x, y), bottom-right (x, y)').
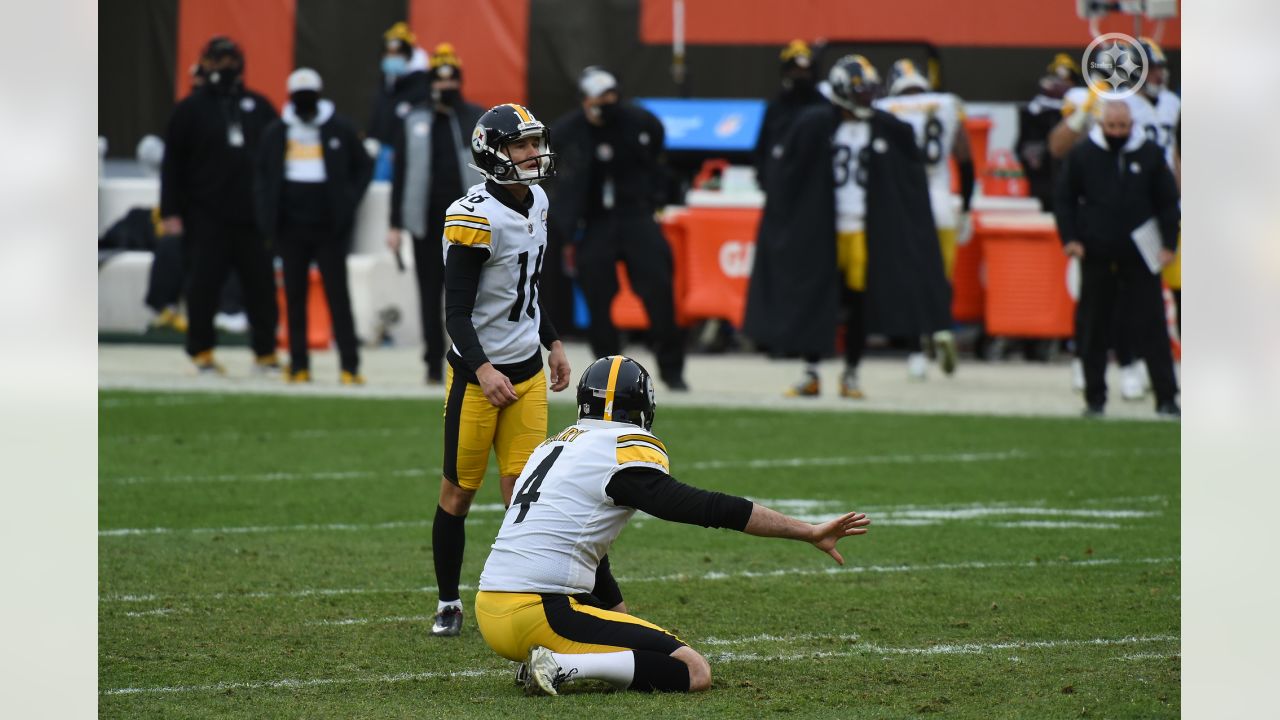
top-left (616, 445), bottom-right (670, 472)
top-left (602, 355), bottom-right (623, 422)
top-left (618, 434), bottom-right (665, 452)
top-left (508, 103), bottom-right (532, 123)
top-left (443, 224), bottom-right (492, 247)
top-left (444, 214), bottom-right (490, 226)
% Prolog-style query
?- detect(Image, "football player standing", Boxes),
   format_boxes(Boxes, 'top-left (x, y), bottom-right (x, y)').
top-left (428, 103), bottom-right (572, 637)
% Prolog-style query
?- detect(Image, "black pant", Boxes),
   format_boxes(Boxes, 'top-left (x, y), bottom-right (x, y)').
top-left (278, 223), bottom-right (360, 373)
top-left (411, 201), bottom-right (449, 376)
top-left (184, 219), bottom-right (278, 358)
top-left (145, 233), bottom-right (185, 312)
top-left (576, 210), bottom-right (685, 382)
top-left (1077, 248), bottom-right (1178, 408)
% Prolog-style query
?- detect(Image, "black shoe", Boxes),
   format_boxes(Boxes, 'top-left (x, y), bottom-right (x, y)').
top-left (426, 366), bottom-right (444, 386)
top-left (1082, 404), bottom-right (1105, 418)
top-left (663, 377), bottom-right (689, 392)
top-left (1156, 401), bottom-right (1181, 419)
top-left (430, 606), bottom-right (463, 637)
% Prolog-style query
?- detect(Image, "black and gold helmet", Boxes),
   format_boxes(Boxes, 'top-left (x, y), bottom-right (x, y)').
top-left (468, 103), bottom-right (555, 186)
top-left (827, 54), bottom-right (882, 113)
top-left (576, 356), bottom-right (656, 431)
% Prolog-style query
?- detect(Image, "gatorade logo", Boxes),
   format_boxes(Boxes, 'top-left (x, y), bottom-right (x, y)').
top-left (719, 241), bottom-right (754, 278)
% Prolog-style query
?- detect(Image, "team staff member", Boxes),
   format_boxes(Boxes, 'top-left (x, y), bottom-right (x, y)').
top-left (255, 69), bottom-right (373, 384)
top-left (477, 356), bottom-right (871, 695)
top-left (160, 36), bottom-right (280, 375)
top-left (388, 43), bottom-right (485, 384)
top-left (549, 67), bottom-right (689, 391)
top-left (1054, 101), bottom-right (1180, 418)
top-left (366, 22), bottom-right (431, 157)
top-left (754, 40), bottom-right (827, 187)
top-left (430, 103), bottom-right (572, 637)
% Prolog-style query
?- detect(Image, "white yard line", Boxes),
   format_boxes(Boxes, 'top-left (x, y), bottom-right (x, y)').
top-left (103, 557), bottom-right (1177, 607)
top-left (100, 633), bottom-right (1178, 697)
top-left (104, 426), bottom-right (423, 443)
top-left (103, 468), bottom-right (429, 486)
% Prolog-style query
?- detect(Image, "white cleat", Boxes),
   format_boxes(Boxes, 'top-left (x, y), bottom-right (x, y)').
top-left (907, 352), bottom-right (928, 381)
top-left (1120, 363), bottom-right (1146, 401)
top-left (933, 330), bottom-right (958, 376)
top-left (523, 645), bottom-right (569, 696)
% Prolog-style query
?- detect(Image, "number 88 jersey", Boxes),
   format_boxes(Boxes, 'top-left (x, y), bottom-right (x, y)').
top-left (442, 181), bottom-right (550, 365)
top-left (478, 420), bottom-right (671, 595)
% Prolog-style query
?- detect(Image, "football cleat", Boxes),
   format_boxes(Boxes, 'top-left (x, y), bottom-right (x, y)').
top-left (785, 371), bottom-right (820, 398)
top-left (933, 330), bottom-right (958, 376)
top-left (907, 352), bottom-right (928, 381)
top-left (430, 606), bottom-right (463, 637)
top-left (253, 354), bottom-right (282, 375)
top-left (1082, 404), bottom-right (1105, 419)
top-left (151, 307), bottom-right (188, 333)
top-left (1120, 363), bottom-right (1146, 401)
top-left (1155, 401), bottom-right (1181, 419)
top-left (839, 371), bottom-right (865, 399)
top-left (523, 645), bottom-right (575, 696)
top-left (513, 662), bottom-right (528, 687)
top-left (284, 368), bottom-right (311, 384)
top-left (192, 351), bottom-right (225, 376)
top-left (340, 371), bottom-right (365, 386)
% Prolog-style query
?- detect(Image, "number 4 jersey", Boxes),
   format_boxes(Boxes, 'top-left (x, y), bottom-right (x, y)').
top-left (478, 420), bottom-right (671, 595)
top-left (442, 181), bottom-right (549, 365)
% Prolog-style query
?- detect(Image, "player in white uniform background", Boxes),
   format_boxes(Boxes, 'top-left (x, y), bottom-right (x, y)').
top-left (1048, 38), bottom-right (1181, 400)
top-left (428, 102), bottom-right (572, 638)
top-left (875, 59), bottom-right (971, 377)
top-left (475, 356), bottom-right (872, 695)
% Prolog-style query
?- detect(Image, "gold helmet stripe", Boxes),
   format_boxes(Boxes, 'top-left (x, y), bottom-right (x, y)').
top-left (507, 103), bottom-right (532, 123)
top-left (602, 355), bottom-right (624, 422)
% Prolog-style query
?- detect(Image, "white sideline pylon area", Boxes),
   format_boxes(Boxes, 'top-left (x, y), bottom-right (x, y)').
top-left (98, 341), bottom-right (1177, 421)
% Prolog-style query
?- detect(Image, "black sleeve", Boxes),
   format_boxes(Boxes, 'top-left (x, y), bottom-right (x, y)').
top-left (159, 102), bottom-right (188, 218)
top-left (591, 554), bottom-right (624, 609)
top-left (957, 158), bottom-right (975, 212)
top-left (538, 294), bottom-right (560, 349)
top-left (1149, 147), bottom-right (1181, 251)
top-left (349, 121), bottom-right (374, 196)
top-left (606, 466), bottom-right (754, 531)
top-left (443, 243), bottom-right (492, 371)
top-left (389, 119), bottom-right (406, 229)
top-left (1053, 149), bottom-right (1080, 245)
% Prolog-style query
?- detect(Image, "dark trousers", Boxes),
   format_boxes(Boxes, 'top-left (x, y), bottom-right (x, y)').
top-left (278, 224), bottom-right (360, 373)
top-left (411, 201), bottom-right (449, 376)
top-left (145, 233), bottom-right (185, 312)
top-left (1077, 248), bottom-right (1178, 408)
top-left (576, 209), bottom-right (685, 382)
top-left (184, 219), bottom-right (277, 358)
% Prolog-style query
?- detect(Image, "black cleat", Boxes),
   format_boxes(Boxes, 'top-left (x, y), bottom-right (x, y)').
top-left (1082, 404), bottom-right (1105, 419)
top-left (430, 606), bottom-right (463, 637)
top-left (1155, 401), bottom-right (1181, 419)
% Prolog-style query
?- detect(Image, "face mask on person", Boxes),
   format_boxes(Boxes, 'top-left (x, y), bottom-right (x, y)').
top-left (382, 55), bottom-right (408, 77)
top-left (1104, 133), bottom-right (1129, 152)
top-left (206, 66), bottom-right (243, 93)
top-left (597, 102), bottom-right (621, 125)
top-left (291, 90), bottom-right (320, 122)
top-left (434, 88), bottom-right (461, 107)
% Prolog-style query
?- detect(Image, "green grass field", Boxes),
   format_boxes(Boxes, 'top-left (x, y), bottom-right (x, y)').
top-left (99, 390), bottom-right (1180, 718)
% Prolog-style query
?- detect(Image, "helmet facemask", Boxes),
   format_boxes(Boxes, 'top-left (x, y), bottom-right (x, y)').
top-left (471, 124), bottom-right (556, 186)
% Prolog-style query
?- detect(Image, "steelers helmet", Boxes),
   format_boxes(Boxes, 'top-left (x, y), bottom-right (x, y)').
top-left (1135, 37), bottom-right (1168, 97)
top-left (828, 54), bottom-right (882, 113)
top-left (468, 104), bottom-right (556, 186)
top-left (887, 58), bottom-right (930, 96)
top-left (576, 356), bottom-right (657, 431)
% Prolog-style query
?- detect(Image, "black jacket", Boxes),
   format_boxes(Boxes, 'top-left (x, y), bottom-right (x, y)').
top-left (754, 84), bottom-right (828, 186)
top-left (547, 102), bottom-right (668, 246)
top-left (160, 85), bottom-right (278, 225)
top-left (1054, 126), bottom-right (1180, 260)
top-left (367, 68), bottom-right (431, 148)
top-left (254, 101), bottom-right (374, 241)
top-left (744, 103), bottom-right (951, 355)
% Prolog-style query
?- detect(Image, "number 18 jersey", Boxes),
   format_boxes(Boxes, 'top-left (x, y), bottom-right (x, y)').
top-left (478, 419), bottom-right (672, 595)
top-left (442, 181), bottom-right (549, 365)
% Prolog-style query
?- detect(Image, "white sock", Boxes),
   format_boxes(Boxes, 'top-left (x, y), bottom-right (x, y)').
top-left (437, 599), bottom-right (462, 612)
top-left (549, 650), bottom-right (635, 689)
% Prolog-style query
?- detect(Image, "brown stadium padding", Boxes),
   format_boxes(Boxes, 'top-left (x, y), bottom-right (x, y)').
top-left (407, 0), bottom-right (530, 111)
top-left (175, 0), bottom-right (297, 112)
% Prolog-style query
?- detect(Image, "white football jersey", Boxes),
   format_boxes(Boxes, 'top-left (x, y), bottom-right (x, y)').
top-left (478, 419), bottom-right (671, 595)
top-left (874, 92), bottom-right (964, 195)
top-left (442, 182), bottom-right (549, 365)
top-left (1062, 87), bottom-right (1181, 168)
top-left (832, 120), bottom-right (871, 233)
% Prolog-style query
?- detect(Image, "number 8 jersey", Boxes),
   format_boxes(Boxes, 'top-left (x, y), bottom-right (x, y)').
top-left (478, 420), bottom-right (671, 595)
top-left (442, 181), bottom-right (550, 365)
